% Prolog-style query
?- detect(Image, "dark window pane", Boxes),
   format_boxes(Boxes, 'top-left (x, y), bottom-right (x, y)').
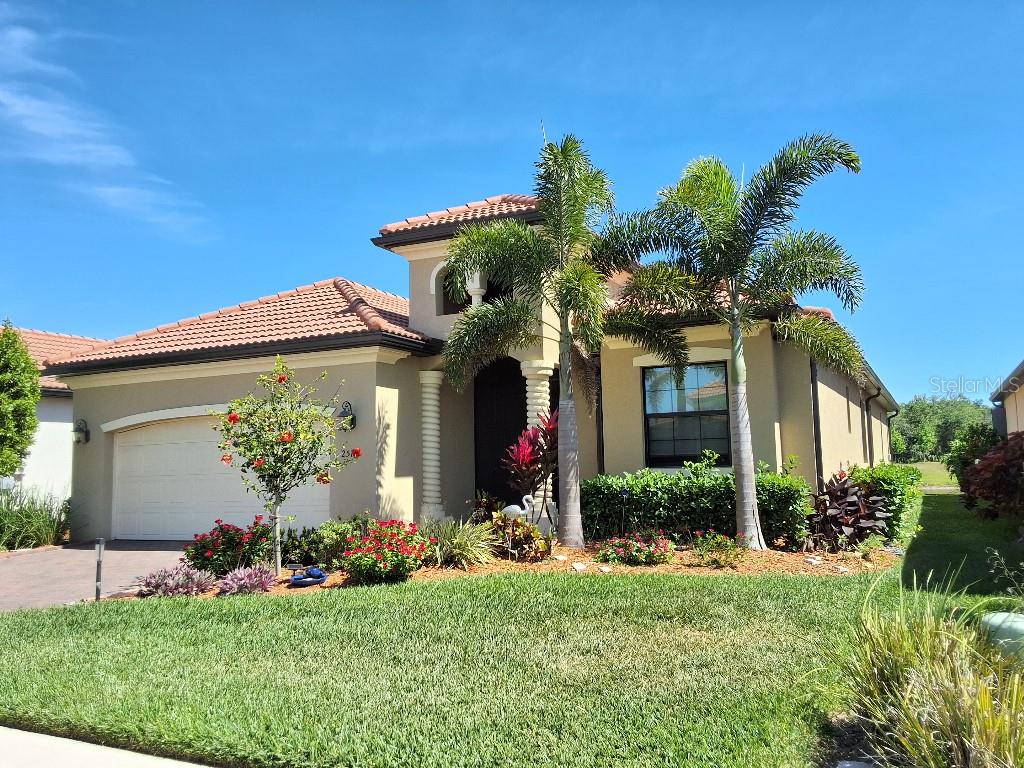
top-left (701, 414), bottom-right (729, 439)
top-left (703, 438), bottom-right (731, 459)
top-left (647, 417), bottom-right (674, 441)
top-left (649, 440), bottom-right (674, 456)
top-left (675, 416), bottom-right (700, 440)
top-left (674, 439), bottom-right (701, 457)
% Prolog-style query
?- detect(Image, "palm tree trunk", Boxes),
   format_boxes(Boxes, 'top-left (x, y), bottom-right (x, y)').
top-left (557, 315), bottom-right (584, 548)
top-left (729, 315), bottom-right (767, 550)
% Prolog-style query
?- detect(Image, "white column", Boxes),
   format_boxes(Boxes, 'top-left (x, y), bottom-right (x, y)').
top-left (467, 271), bottom-right (486, 307)
top-left (419, 370), bottom-right (444, 520)
top-left (520, 360), bottom-right (555, 429)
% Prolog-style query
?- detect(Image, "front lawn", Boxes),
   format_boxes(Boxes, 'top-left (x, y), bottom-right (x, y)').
top-left (909, 460), bottom-right (956, 487)
top-left (0, 572), bottom-right (898, 768)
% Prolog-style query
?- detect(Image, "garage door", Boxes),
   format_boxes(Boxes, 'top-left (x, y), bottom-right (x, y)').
top-left (113, 417), bottom-right (330, 540)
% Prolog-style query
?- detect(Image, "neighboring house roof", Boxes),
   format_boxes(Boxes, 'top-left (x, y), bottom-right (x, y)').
top-left (372, 194), bottom-right (542, 249)
top-left (45, 278), bottom-right (436, 376)
top-left (991, 357), bottom-right (1024, 402)
top-left (16, 328), bottom-right (105, 394)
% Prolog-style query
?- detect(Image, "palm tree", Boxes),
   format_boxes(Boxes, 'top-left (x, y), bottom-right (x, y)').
top-left (645, 134), bottom-right (867, 549)
top-left (441, 135), bottom-right (692, 547)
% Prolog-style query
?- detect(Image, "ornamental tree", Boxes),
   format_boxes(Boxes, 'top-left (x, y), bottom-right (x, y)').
top-left (502, 410), bottom-right (558, 524)
top-left (213, 357), bottom-right (359, 574)
top-left (0, 321), bottom-right (41, 477)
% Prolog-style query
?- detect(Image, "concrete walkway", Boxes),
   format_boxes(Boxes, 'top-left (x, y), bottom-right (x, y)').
top-left (0, 727), bottom-right (208, 766)
top-left (0, 541), bottom-right (184, 611)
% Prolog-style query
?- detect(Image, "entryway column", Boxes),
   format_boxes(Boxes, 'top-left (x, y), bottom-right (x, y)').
top-left (520, 360), bottom-right (555, 428)
top-left (419, 370), bottom-right (444, 519)
top-left (467, 271), bottom-right (486, 306)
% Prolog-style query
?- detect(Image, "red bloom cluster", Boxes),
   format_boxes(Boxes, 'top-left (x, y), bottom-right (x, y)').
top-left (279, 431), bottom-right (294, 443)
top-left (277, 374), bottom-right (289, 384)
top-left (351, 447), bottom-right (363, 459)
top-left (338, 519), bottom-right (428, 583)
top-left (227, 412), bottom-right (241, 424)
top-left (183, 516), bottom-right (272, 575)
top-left (596, 530), bottom-right (674, 566)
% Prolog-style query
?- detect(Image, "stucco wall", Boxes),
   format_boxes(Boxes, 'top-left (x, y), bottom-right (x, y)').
top-left (815, 363), bottom-right (869, 477)
top-left (18, 395), bottom-right (74, 497)
top-left (65, 352), bottom-right (404, 541)
top-left (775, 342), bottom-right (817, 487)
top-left (1005, 388), bottom-right (1024, 433)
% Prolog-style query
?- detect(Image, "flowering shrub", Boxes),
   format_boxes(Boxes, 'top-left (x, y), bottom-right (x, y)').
top-left (281, 517), bottom-right (370, 569)
top-left (337, 520), bottom-right (430, 584)
top-left (219, 565), bottom-right (277, 595)
top-left (490, 511), bottom-right (550, 561)
top-left (183, 516), bottom-right (272, 575)
top-left (596, 531), bottom-right (673, 566)
top-left (139, 563), bottom-right (217, 597)
top-left (963, 432), bottom-right (1024, 518)
top-left (691, 529), bottom-right (746, 569)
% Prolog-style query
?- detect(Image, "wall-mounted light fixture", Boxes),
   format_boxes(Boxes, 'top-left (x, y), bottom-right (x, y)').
top-left (72, 419), bottom-right (90, 444)
top-left (337, 401), bottom-right (356, 430)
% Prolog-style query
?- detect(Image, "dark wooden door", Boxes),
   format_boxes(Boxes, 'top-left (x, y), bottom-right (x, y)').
top-left (473, 358), bottom-right (527, 504)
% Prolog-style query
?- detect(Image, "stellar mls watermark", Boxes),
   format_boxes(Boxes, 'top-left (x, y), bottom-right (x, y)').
top-left (928, 375), bottom-right (1017, 398)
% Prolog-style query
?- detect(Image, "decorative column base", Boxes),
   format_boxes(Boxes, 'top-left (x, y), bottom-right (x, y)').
top-left (419, 370), bottom-right (444, 520)
top-left (521, 360), bottom-right (557, 515)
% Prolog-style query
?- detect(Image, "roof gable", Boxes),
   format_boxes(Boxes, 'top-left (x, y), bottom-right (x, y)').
top-left (373, 194), bottom-right (541, 249)
top-left (16, 328), bottom-right (105, 392)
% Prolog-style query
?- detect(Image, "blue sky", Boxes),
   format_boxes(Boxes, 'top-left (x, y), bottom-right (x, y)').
top-left (2, 1), bottom-right (1021, 404)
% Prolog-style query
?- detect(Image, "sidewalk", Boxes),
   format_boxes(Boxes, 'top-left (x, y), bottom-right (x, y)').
top-left (0, 726), bottom-right (209, 766)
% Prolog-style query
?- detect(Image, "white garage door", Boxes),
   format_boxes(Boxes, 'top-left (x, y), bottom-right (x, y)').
top-left (113, 417), bottom-right (330, 540)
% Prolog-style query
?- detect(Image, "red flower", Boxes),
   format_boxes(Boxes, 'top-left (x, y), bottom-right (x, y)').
top-left (279, 431), bottom-right (294, 443)
top-left (227, 412), bottom-right (240, 424)
top-left (253, 458), bottom-right (266, 469)
top-left (205, 550), bottom-right (213, 557)
top-left (351, 447), bottom-right (363, 459)
top-left (316, 473), bottom-right (331, 485)
top-left (277, 374), bottom-right (288, 384)
top-left (215, 519), bottom-right (223, 525)
top-left (220, 453), bottom-right (233, 466)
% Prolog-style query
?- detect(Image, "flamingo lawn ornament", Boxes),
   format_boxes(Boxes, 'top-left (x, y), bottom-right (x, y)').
top-left (500, 495), bottom-right (558, 534)
top-left (501, 495), bottom-right (534, 520)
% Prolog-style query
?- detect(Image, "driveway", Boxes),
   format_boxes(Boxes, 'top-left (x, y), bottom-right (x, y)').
top-left (0, 541), bottom-right (184, 611)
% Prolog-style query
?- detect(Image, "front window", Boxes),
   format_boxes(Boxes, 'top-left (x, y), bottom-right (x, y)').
top-left (643, 363), bottom-right (730, 467)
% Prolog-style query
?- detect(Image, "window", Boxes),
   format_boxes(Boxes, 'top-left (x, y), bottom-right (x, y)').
top-left (436, 268), bottom-right (470, 316)
top-left (643, 363), bottom-right (730, 467)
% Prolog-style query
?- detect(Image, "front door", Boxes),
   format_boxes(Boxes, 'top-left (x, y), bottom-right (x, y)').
top-left (473, 358), bottom-right (527, 504)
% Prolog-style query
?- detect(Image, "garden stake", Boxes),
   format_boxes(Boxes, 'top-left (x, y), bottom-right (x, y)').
top-left (94, 537), bottom-right (104, 601)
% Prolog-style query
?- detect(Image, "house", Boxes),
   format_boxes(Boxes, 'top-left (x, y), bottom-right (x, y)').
top-left (9, 329), bottom-right (104, 496)
top-left (991, 358), bottom-right (1024, 437)
top-left (46, 195), bottom-right (897, 541)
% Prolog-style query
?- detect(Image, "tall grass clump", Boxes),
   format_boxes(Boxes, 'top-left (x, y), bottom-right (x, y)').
top-left (0, 488), bottom-right (69, 550)
top-left (836, 582), bottom-right (1024, 767)
top-left (421, 519), bottom-right (498, 569)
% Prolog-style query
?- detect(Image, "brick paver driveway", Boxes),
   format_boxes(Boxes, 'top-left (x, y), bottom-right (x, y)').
top-left (0, 541), bottom-right (184, 611)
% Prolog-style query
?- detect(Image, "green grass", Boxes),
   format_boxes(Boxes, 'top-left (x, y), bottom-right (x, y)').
top-left (903, 491), bottom-right (1023, 593)
top-left (0, 493), bottom-right (1017, 768)
top-left (910, 461), bottom-right (956, 487)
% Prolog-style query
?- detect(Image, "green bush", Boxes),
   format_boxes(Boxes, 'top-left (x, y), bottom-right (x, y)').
top-left (421, 519), bottom-right (498, 569)
top-left (0, 488), bottom-right (69, 550)
top-left (945, 422), bottom-right (1001, 489)
top-left (282, 517), bottom-right (370, 570)
top-left (849, 463), bottom-right (922, 542)
top-left (581, 455), bottom-right (810, 548)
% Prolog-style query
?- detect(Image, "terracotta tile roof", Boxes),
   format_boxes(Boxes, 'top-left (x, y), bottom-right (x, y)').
top-left (15, 328), bottom-right (105, 392)
top-left (46, 278), bottom-right (430, 373)
top-left (376, 194), bottom-right (540, 238)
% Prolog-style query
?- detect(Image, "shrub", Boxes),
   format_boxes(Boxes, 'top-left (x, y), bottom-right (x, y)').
top-left (337, 520), bottom-right (428, 584)
top-left (283, 517), bottom-right (370, 570)
top-left (963, 432), bottom-right (1024, 518)
top-left (806, 471), bottom-right (891, 551)
top-left (183, 516), bottom-right (272, 575)
top-left (849, 462), bottom-right (922, 542)
top-left (0, 488), bottom-right (69, 550)
top-left (596, 531), bottom-right (673, 566)
top-left (690, 529), bottom-right (746, 568)
top-left (0, 321), bottom-right (41, 477)
top-left (836, 587), bottom-right (1024, 768)
top-left (945, 422), bottom-right (1001, 489)
top-left (467, 491), bottom-right (504, 525)
top-left (421, 519), bottom-right (498, 569)
top-left (139, 563), bottom-right (217, 597)
top-left (281, 525), bottom-right (318, 566)
top-left (219, 565), bottom-right (276, 595)
top-left (502, 411), bottom-right (558, 504)
top-left (580, 454), bottom-right (810, 548)
top-left (490, 511), bottom-right (550, 561)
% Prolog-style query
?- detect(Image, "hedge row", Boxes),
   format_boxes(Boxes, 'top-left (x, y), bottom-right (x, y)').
top-left (581, 465), bottom-right (810, 548)
top-left (849, 463), bottom-right (923, 543)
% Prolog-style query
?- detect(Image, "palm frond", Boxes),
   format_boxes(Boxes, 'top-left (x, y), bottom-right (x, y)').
top-left (749, 230), bottom-right (864, 312)
top-left (570, 342), bottom-right (600, 413)
top-left (550, 260), bottom-right (607, 355)
top-left (740, 134), bottom-right (860, 250)
top-left (444, 218), bottom-right (549, 304)
top-left (773, 312), bottom-right (864, 381)
top-left (535, 134), bottom-right (613, 261)
top-left (615, 262), bottom-right (709, 314)
top-left (658, 156), bottom-right (740, 248)
top-left (603, 306), bottom-right (690, 382)
top-left (441, 296), bottom-right (540, 391)
top-left (590, 210), bottom-right (670, 275)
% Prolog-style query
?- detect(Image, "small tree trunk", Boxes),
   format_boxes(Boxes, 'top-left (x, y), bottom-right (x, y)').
top-left (272, 498), bottom-right (283, 576)
top-left (557, 318), bottom-right (584, 548)
top-left (729, 315), bottom-right (767, 550)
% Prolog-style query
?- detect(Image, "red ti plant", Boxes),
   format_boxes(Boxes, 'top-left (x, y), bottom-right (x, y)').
top-left (502, 410), bottom-right (558, 517)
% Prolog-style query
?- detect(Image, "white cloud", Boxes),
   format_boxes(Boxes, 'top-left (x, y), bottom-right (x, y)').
top-left (0, 4), bottom-right (211, 239)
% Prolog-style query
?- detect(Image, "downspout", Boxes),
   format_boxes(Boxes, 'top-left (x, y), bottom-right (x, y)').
top-left (810, 359), bottom-right (825, 491)
top-left (595, 363), bottom-right (606, 475)
top-left (864, 387), bottom-right (882, 466)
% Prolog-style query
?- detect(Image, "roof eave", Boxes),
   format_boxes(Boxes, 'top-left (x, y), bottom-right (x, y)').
top-left (991, 357), bottom-right (1024, 402)
top-left (371, 209), bottom-right (544, 250)
top-left (44, 331), bottom-right (441, 378)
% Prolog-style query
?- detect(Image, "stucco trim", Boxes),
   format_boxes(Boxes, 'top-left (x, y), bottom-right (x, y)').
top-left (61, 347), bottom-right (411, 390)
top-left (101, 404), bottom-right (230, 433)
